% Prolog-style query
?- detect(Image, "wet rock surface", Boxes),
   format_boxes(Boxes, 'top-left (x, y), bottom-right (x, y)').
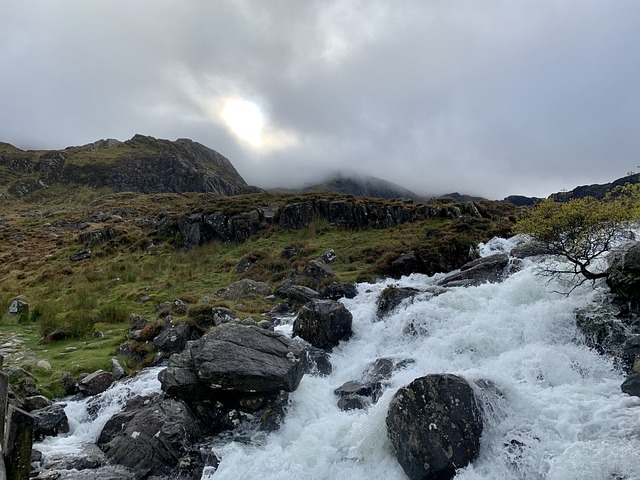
top-left (293, 299), bottom-right (353, 350)
top-left (386, 374), bottom-right (483, 480)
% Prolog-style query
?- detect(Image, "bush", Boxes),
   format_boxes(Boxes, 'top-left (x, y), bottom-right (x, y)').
top-left (94, 304), bottom-right (129, 324)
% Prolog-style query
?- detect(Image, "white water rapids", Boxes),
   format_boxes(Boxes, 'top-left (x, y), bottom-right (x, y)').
top-left (36, 237), bottom-right (640, 479)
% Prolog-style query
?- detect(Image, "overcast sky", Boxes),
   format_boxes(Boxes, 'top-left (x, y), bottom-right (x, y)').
top-left (2, 1), bottom-right (639, 199)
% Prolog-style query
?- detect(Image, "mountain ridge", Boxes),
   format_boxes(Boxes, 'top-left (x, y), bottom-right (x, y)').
top-left (0, 134), bottom-right (260, 199)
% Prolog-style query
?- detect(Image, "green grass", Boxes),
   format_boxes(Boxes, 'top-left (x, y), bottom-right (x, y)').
top-left (0, 190), bottom-right (518, 398)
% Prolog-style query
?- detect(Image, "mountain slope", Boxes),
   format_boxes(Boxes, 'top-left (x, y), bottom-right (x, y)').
top-left (299, 173), bottom-right (425, 200)
top-left (0, 134), bottom-right (259, 199)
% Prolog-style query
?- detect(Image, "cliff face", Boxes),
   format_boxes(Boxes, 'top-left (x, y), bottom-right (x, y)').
top-left (0, 135), bottom-right (259, 198)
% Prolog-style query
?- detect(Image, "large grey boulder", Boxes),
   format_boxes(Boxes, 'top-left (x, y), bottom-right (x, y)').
top-left (78, 370), bottom-right (115, 396)
top-left (386, 374), bottom-right (483, 480)
top-left (97, 394), bottom-right (206, 479)
top-left (293, 299), bottom-right (353, 350)
top-left (224, 279), bottom-right (271, 300)
top-left (159, 323), bottom-right (307, 399)
top-left (439, 253), bottom-right (510, 287)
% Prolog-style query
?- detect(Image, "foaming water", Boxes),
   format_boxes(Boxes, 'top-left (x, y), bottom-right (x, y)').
top-left (35, 367), bottom-right (163, 458)
top-left (207, 246), bottom-right (640, 479)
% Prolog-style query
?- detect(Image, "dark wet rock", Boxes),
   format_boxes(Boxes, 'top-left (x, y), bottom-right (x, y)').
top-left (159, 323), bottom-right (308, 399)
top-left (621, 373), bottom-right (640, 397)
top-left (439, 253), bottom-right (510, 287)
top-left (575, 304), bottom-right (639, 371)
top-left (333, 358), bottom-right (407, 411)
top-left (322, 282), bottom-right (358, 300)
top-left (23, 395), bottom-right (52, 412)
top-left (78, 370), bottom-right (115, 396)
top-left (32, 404), bottom-right (70, 440)
top-left (386, 374), bottom-right (483, 480)
top-left (376, 286), bottom-right (420, 318)
top-left (293, 299), bottom-right (353, 350)
top-left (388, 251), bottom-right (427, 278)
top-left (305, 346), bottom-right (333, 376)
top-left (607, 241), bottom-right (640, 311)
top-left (97, 393), bottom-right (204, 479)
top-left (225, 279), bottom-right (271, 300)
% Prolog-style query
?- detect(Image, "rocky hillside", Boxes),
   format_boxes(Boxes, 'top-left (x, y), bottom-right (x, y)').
top-left (0, 134), bottom-right (259, 199)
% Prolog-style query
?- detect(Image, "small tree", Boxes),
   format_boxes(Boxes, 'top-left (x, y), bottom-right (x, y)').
top-left (514, 189), bottom-right (638, 290)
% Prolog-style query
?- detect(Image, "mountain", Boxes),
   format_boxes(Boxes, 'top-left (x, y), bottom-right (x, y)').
top-left (500, 173), bottom-right (640, 206)
top-left (296, 173), bottom-right (425, 201)
top-left (0, 134), bottom-right (260, 199)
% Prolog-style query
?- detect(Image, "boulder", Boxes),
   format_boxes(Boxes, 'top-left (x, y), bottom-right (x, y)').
top-left (322, 282), bottom-right (358, 300)
top-left (607, 241), bottom-right (640, 309)
top-left (78, 370), bottom-right (115, 396)
top-left (97, 394), bottom-right (205, 479)
top-left (8, 296), bottom-right (29, 317)
top-left (225, 279), bottom-right (271, 300)
top-left (111, 358), bottom-right (126, 380)
top-left (60, 372), bottom-right (78, 395)
top-left (293, 299), bottom-right (353, 350)
top-left (23, 395), bottom-right (52, 412)
top-left (388, 251), bottom-right (427, 278)
top-left (621, 373), bottom-right (640, 397)
top-left (32, 404), bottom-right (70, 440)
top-left (334, 358), bottom-right (408, 411)
top-left (276, 283), bottom-right (322, 304)
top-left (386, 374), bottom-right (483, 480)
top-left (439, 253), bottom-right (510, 287)
top-left (302, 259), bottom-right (337, 290)
top-left (376, 286), bottom-right (419, 318)
top-left (159, 323), bottom-right (308, 398)
top-left (152, 321), bottom-right (192, 355)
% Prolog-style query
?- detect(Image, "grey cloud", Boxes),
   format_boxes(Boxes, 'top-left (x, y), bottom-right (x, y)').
top-left (1, 0), bottom-right (639, 198)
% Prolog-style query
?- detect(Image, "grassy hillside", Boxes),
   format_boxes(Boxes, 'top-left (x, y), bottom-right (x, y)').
top-left (0, 190), bottom-right (518, 397)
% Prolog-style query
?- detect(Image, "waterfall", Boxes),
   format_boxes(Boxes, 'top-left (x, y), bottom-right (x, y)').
top-left (34, 237), bottom-right (640, 479)
top-left (207, 238), bottom-right (640, 479)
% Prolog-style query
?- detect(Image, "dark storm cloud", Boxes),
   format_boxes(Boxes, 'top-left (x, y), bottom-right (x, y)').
top-left (1, 0), bottom-right (639, 198)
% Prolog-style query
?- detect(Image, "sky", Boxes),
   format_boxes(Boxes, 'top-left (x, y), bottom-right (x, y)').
top-left (1, 1), bottom-right (640, 199)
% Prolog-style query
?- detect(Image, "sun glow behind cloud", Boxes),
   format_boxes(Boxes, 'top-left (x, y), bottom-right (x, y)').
top-left (220, 98), bottom-right (264, 148)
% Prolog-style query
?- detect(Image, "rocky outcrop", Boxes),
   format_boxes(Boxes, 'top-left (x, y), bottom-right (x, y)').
top-left (293, 299), bottom-right (353, 350)
top-left (386, 374), bottom-right (483, 480)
